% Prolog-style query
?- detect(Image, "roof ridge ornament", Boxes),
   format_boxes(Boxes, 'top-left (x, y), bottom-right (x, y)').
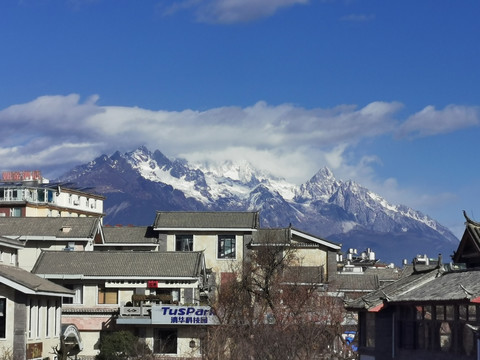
top-left (464, 210), bottom-right (480, 226)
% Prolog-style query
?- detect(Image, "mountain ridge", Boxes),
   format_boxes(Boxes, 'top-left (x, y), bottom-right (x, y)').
top-left (56, 146), bottom-right (459, 264)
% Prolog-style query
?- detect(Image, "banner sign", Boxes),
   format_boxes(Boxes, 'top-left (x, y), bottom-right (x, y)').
top-left (151, 305), bottom-right (218, 325)
top-left (2, 170), bottom-right (42, 182)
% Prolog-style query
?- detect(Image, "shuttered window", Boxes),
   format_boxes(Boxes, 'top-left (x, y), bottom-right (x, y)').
top-left (98, 288), bottom-right (118, 304)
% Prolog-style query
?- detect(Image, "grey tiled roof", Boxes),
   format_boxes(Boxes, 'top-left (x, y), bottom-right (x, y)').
top-left (154, 211), bottom-right (260, 230)
top-left (102, 226), bottom-right (158, 244)
top-left (346, 267), bottom-right (441, 310)
top-left (330, 274), bottom-right (380, 292)
top-left (0, 264), bottom-right (74, 296)
top-left (364, 267), bottom-right (402, 281)
top-left (0, 217), bottom-right (101, 239)
top-left (392, 268), bottom-right (480, 303)
top-left (32, 251), bottom-right (204, 278)
top-left (252, 228), bottom-right (290, 245)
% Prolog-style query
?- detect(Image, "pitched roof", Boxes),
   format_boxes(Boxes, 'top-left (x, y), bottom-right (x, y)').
top-left (452, 211), bottom-right (480, 266)
top-left (32, 251), bottom-right (205, 278)
top-left (330, 274), bottom-right (380, 292)
top-left (346, 267), bottom-right (441, 311)
top-left (102, 226), bottom-right (158, 244)
top-left (251, 228), bottom-right (290, 245)
top-left (249, 227), bottom-right (341, 250)
top-left (153, 211), bottom-right (260, 230)
top-left (0, 217), bottom-right (101, 239)
top-left (0, 264), bottom-right (74, 296)
top-left (392, 268), bottom-right (480, 303)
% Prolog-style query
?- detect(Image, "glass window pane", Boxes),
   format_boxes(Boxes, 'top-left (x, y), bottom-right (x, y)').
top-left (446, 305), bottom-right (454, 321)
top-left (459, 305), bottom-right (467, 321)
top-left (436, 306), bottom-right (445, 321)
top-left (468, 305), bottom-right (477, 321)
top-left (176, 235), bottom-right (193, 251)
top-left (218, 235), bottom-right (236, 259)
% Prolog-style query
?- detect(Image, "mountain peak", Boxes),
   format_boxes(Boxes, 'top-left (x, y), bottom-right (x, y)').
top-left (295, 167), bottom-right (340, 202)
top-left (315, 167), bottom-right (334, 180)
top-left (55, 147), bottom-right (459, 264)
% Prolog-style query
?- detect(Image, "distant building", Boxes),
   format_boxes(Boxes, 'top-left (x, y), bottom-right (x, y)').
top-left (0, 170), bottom-right (105, 219)
top-left (347, 211), bottom-right (480, 360)
top-left (0, 216), bottom-right (103, 271)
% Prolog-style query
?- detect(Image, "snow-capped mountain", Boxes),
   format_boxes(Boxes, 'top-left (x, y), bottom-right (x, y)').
top-left (57, 146), bottom-right (459, 264)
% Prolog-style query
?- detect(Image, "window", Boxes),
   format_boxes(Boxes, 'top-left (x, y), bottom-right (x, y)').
top-left (28, 299), bottom-right (39, 339)
top-left (10, 208), bottom-right (21, 217)
top-left (218, 235), bottom-right (236, 259)
top-left (98, 288), bottom-right (118, 304)
top-left (364, 312), bottom-right (375, 348)
top-left (46, 300), bottom-right (51, 337)
top-left (176, 235), bottom-right (193, 251)
top-left (0, 298), bottom-right (5, 338)
top-left (154, 329), bottom-right (177, 354)
top-left (55, 300), bottom-right (60, 336)
top-left (63, 285), bottom-right (83, 304)
top-left (36, 299), bottom-right (41, 338)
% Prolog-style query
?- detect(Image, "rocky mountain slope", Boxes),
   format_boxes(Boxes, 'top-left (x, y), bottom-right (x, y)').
top-left (57, 146), bottom-right (459, 264)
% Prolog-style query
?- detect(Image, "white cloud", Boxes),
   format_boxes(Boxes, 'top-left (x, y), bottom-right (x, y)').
top-left (396, 104), bottom-right (480, 138)
top-left (1, 94), bottom-right (478, 188)
top-left (0, 94), bottom-right (402, 182)
top-left (163, 0), bottom-right (310, 23)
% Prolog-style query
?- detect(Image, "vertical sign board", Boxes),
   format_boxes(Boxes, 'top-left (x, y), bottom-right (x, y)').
top-left (152, 305), bottom-right (218, 325)
top-left (147, 280), bottom-right (158, 288)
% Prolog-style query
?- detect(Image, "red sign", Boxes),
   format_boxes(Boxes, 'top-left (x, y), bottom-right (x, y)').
top-left (2, 170), bottom-right (42, 181)
top-left (147, 280), bottom-right (159, 288)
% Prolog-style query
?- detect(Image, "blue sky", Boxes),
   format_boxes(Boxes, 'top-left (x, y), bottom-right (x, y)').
top-left (1, 0), bottom-right (479, 238)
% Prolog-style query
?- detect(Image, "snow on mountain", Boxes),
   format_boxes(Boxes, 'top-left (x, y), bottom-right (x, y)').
top-left (56, 146), bottom-right (459, 263)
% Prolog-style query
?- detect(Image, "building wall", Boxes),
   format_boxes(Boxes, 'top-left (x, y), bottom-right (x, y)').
top-left (293, 248), bottom-right (327, 267)
top-left (166, 233), bottom-right (245, 275)
top-left (0, 247), bottom-right (18, 267)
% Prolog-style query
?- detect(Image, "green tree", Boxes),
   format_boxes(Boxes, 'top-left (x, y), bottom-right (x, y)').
top-left (96, 330), bottom-right (152, 360)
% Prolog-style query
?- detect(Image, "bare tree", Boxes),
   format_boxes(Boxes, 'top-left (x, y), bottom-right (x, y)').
top-left (202, 234), bottom-right (352, 360)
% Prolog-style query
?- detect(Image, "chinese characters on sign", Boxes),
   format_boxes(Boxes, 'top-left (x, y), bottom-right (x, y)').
top-left (151, 305), bottom-right (218, 325)
top-left (2, 170), bottom-right (42, 182)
